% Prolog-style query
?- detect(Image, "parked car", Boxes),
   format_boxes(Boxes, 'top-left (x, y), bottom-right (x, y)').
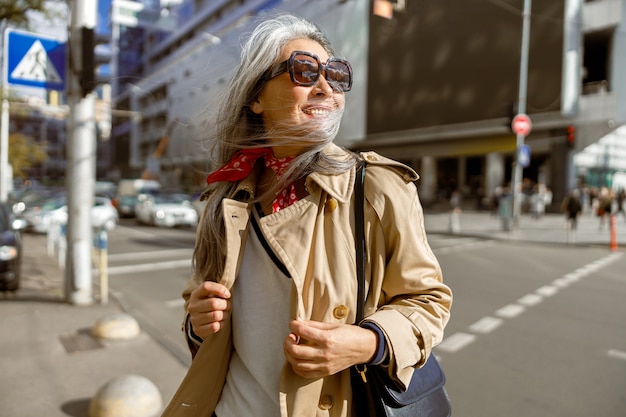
top-left (9, 186), bottom-right (64, 216)
top-left (112, 194), bottom-right (140, 218)
top-left (0, 203), bottom-right (26, 292)
top-left (135, 192), bottom-right (198, 228)
top-left (21, 195), bottom-right (119, 234)
top-left (112, 180), bottom-right (161, 218)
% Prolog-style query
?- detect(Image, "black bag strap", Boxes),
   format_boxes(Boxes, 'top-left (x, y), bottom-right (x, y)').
top-left (354, 159), bottom-right (367, 323)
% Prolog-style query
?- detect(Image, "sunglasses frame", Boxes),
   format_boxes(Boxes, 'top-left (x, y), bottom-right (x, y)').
top-left (263, 50), bottom-right (353, 92)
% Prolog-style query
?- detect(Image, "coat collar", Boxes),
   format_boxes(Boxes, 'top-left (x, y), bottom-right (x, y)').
top-left (306, 143), bottom-right (355, 204)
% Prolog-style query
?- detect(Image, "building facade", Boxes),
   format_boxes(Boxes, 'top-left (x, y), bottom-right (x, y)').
top-left (109, 0), bottom-right (626, 206)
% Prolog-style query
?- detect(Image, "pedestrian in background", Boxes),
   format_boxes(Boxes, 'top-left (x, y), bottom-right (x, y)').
top-left (449, 188), bottom-right (462, 233)
top-left (162, 13), bottom-right (452, 417)
top-left (561, 189), bottom-right (582, 243)
top-left (597, 187), bottom-right (614, 230)
top-left (617, 189), bottom-right (625, 221)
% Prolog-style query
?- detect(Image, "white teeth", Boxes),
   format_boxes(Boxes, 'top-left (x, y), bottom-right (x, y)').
top-left (306, 109), bottom-right (331, 116)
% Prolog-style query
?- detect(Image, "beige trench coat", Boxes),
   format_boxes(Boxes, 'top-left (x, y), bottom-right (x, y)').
top-left (161, 144), bottom-right (452, 417)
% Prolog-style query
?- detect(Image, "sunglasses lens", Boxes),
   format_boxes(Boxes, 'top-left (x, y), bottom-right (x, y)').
top-left (289, 53), bottom-right (352, 92)
top-left (326, 61), bottom-right (352, 92)
top-left (292, 55), bottom-right (319, 85)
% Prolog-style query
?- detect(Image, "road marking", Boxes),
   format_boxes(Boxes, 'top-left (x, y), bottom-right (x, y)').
top-left (552, 277), bottom-right (571, 288)
top-left (562, 272), bottom-right (582, 283)
top-left (108, 248), bottom-right (193, 262)
top-left (433, 239), bottom-right (495, 255)
top-left (469, 316), bottom-right (503, 334)
top-left (518, 293), bottom-right (543, 306)
top-left (608, 349), bottom-right (626, 361)
top-left (437, 332), bottom-right (476, 353)
top-left (105, 259), bottom-right (191, 275)
top-left (438, 252), bottom-right (624, 356)
top-left (165, 298), bottom-right (185, 309)
top-left (536, 285), bottom-right (558, 297)
top-left (496, 304), bottom-right (525, 318)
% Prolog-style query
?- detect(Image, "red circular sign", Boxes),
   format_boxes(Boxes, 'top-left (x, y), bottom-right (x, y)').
top-left (511, 113), bottom-right (532, 136)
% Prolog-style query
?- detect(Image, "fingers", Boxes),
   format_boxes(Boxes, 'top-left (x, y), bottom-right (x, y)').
top-left (192, 281), bottom-right (231, 300)
top-left (188, 281), bottom-right (231, 338)
top-left (283, 320), bottom-right (378, 378)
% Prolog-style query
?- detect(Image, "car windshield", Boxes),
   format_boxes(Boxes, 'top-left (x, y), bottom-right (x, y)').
top-left (40, 197), bottom-right (67, 211)
top-left (153, 194), bottom-right (189, 204)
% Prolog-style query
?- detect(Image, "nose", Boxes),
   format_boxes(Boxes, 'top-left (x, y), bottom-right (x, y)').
top-left (312, 73), bottom-right (334, 96)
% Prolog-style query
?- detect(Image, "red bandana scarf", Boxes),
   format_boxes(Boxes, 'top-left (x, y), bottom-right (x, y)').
top-left (206, 148), bottom-right (297, 213)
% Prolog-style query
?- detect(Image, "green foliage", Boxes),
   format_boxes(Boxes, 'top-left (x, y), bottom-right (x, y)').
top-left (8, 132), bottom-right (48, 178)
top-left (0, 0), bottom-right (65, 31)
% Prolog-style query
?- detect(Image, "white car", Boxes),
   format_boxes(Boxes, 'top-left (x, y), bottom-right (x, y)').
top-left (135, 193), bottom-right (198, 228)
top-left (22, 196), bottom-right (119, 234)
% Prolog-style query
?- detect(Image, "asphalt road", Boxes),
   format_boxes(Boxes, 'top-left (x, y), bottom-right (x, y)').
top-left (105, 219), bottom-right (626, 417)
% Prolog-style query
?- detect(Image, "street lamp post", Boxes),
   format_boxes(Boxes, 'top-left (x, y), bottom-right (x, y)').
top-left (512, 0), bottom-right (532, 229)
top-left (65, 0), bottom-right (98, 305)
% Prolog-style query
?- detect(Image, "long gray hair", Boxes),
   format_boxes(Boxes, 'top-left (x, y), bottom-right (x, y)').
top-left (194, 13), bottom-right (357, 282)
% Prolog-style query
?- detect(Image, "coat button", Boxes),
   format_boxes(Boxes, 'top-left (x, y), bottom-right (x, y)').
top-left (325, 198), bottom-right (338, 213)
top-left (318, 394), bottom-right (334, 410)
top-left (365, 154), bottom-right (378, 162)
top-left (333, 305), bottom-right (349, 319)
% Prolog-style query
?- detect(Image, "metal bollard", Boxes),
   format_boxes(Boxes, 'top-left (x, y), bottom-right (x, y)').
top-left (610, 214), bottom-right (617, 251)
top-left (58, 223), bottom-right (67, 269)
top-left (47, 221), bottom-right (57, 257)
top-left (96, 228), bottom-right (109, 304)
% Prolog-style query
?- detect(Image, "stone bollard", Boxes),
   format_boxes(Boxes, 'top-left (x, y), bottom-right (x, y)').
top-left (89, 374), bottom-right (163, 417)
top-left (92, 312), bottom-right (141, 340)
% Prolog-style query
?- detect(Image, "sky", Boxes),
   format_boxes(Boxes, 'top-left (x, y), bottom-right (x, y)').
top-left (25, 0), bottom-right (112, 40)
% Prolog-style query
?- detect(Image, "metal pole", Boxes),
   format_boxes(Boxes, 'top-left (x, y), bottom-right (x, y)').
top-left (1, 26), bottom-right (10, 203)
top-left (0, 91), bottom-right (8, 203)
top-left (512, 0), bottom-right (532, 229)
top-left (98, 228), bottom-right (108, 304)
top-left (65, 0), bottom-right (97, 305)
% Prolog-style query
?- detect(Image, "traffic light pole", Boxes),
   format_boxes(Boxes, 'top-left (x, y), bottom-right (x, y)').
top-left (66, 0), bottom-right (97, 305)
top-left (512, 0), bottom-right (532, 230)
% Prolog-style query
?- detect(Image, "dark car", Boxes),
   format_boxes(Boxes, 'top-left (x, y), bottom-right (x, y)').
top-left (0, 202), bottom-right (26, 292)
top-left (112, 194), bottom-right (139, 218)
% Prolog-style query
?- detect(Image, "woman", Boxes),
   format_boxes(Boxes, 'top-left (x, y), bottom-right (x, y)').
top-left (163, 13), bottom-right (452, 417)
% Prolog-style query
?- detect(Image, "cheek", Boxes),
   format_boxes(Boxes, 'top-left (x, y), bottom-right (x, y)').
top-left (335, 94), bottom-right (346, 108)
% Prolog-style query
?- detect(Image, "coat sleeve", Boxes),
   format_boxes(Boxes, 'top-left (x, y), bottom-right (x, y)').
top-left (360, 157), bottom-right (452, 387)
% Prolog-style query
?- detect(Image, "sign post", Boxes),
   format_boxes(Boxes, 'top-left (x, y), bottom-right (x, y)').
top-left (1, 29), bottom-right (66, 202)
top-left (511, 113), bottom-right (532, 137)
top-left (511, 0), bottom-right (533, 231)
top-left (6, 30), bottom-right (66, 91)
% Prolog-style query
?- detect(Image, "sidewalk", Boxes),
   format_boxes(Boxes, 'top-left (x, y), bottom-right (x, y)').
top-left (0, 234), bottom-right (186, 417)
top-left (1, 210), bottom-right (624, 417)
top-left (424, 209), bottom-right (626, 249)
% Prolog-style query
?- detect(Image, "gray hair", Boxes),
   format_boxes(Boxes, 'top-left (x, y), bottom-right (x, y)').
top-left (194, 13), bottom-right (357, 282)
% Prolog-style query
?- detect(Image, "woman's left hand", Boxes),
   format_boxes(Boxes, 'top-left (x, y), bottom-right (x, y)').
top-left (283, 319), bottom-right (378, 378)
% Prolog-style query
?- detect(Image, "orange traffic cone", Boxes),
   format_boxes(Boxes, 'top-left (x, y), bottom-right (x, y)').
top-left (610, 214), bottom-right (618, 251)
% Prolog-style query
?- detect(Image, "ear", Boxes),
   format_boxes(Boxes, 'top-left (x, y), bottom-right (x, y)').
top-left (250, 99), bottom-right (263, 115)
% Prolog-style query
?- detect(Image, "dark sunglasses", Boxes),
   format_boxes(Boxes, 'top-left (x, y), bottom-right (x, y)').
top-left (263, 50), bottom-right (353, 92)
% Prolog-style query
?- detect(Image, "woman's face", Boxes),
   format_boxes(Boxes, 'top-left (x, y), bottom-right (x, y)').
top-left (250, 38), bottom-right (345, 156)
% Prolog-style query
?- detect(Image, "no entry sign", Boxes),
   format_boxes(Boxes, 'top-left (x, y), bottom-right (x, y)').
top-left (511, 113), bottom-right (532, 136)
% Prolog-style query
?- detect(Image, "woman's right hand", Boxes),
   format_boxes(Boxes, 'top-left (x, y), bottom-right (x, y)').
top-left (187, 281), bottom-right (232, 338)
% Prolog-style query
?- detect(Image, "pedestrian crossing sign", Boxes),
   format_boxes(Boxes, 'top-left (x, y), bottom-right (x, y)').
top-left (4, 29), bottom-right (66, 91)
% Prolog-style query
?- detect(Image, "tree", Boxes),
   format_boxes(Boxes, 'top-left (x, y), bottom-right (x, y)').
top-left (8, 132), bottom-right (48, 179)
top-left (0, 0), bottom-right (64, 30)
